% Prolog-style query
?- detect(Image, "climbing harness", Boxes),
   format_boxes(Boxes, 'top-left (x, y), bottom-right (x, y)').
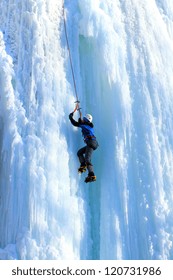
top-left (62, 1), bottom-right (81, 117)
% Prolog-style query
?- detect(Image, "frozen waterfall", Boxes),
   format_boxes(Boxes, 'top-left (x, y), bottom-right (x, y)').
top-left (0, 0), bottom-right (173, 260)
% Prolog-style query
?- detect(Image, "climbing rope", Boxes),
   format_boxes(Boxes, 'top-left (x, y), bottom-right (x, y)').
top-left (62, 1), bottom-right (81, 116)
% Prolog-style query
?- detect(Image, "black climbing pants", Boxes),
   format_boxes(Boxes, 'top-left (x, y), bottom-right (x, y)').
top-left (77, 139), bottom-right (99, 174)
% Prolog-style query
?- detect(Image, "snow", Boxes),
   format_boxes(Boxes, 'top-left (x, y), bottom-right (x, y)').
top-left (0, 0), bottom-right (173, 260)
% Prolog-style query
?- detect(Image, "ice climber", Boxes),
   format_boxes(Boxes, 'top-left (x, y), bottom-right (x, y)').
top-left (69, 105), bottom-right (99, 183)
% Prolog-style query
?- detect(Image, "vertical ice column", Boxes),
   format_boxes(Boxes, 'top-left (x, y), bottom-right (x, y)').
top-left (0, 0), bottom-right (85, 260)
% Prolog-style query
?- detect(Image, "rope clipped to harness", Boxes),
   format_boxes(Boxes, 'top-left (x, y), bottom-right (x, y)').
top-left (62, 1), bottom-right (81, 117)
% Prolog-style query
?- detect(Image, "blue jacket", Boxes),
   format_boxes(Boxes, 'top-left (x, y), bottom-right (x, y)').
top-left (69, 113), bottom-right (96, 142)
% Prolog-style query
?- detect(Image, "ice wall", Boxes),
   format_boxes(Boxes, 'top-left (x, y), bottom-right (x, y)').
top-left (0, 0), bottom-right (84, 260)
top-left (0, 0), bottom-right (173, 260)
top-left (66, 0), bottom-right (173, 260)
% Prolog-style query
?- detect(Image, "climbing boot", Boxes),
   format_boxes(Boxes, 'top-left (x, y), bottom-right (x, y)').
top-left (78, 164), bottom-right (87, 173)
top-left (85, 173), bottom-right (96, 183)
